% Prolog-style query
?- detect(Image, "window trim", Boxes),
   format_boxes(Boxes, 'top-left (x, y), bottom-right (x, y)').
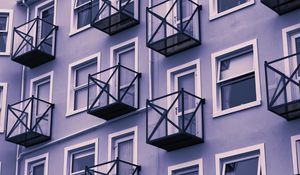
top-left (24, 153), bottom-right (49, 175)
top-left (63, 138), bottom-right (99, 175)
top-left (209, 0), bottom-right (255, 21)
top-left (215, 143), bottom-right (266, 175)
top-left (211, 39), bottom-right (261, 118)
top-left (107, 126), bottom-right (138, 165)
top-left (66, 52), bottom-right (101, 117)
top-left (291, 135), bottom-right (300, 174)
top-left (0, 9), bottom-right (13, 56)
top-left (29, 71), bottom-right (54, 103)
top-left (0, 82), bottom-right (8, 133)
top-left (167, 159), bottom-right (203, 175)
top-left (70, 146), bottom-right (95, 175)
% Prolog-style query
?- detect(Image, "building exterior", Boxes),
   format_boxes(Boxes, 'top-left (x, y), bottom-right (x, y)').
top-left (0, 0), bottom-right (300, 175)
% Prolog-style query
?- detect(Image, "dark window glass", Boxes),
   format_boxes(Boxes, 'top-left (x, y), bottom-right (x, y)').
top-left (72, 151), bottom-right (95, 173)
top-left (296, 37), bottom-right (300, 75)
top-left (77, 8), bottom-right (91, 29)
top-left (224, 157), bottom-right (259, 175)
top-left (172, 165), bottom-right (199, 175)
top-left (0, 32), bottom-right (7, 52)
top-left (32, 164), bottom-right (45, 175)
top-left (218, 0), bottom-right (248, 13)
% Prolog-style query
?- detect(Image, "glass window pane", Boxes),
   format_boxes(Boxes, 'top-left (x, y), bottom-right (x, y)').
top-left (178, 72), bottom-right (196, 112)
top-left (119, 48), bottom-right (135, 87)
top-left (296, 140), bottom-right (300, 171)
top-left (72, 151), bottom-right (95, 173)
top-left (41, 7), bottom-right (54, 39)
top-left (224, 157), bottom-right (259, 175)
top-left (76, 62), bottom-right (97, 87)
top-left (177, 0), bottom-right (192, 20)
top-left (0, 32), bottom-right (7, 52)
top-left (296, 37), bottom-right (300, 76)
top-left (221, 75), bottom-right (256, 110)
top-left (172, 165), bottom-right (198, 175)
top-left (76, 0), bottom-right (90, 7)
top-left (118, 139), bottom-right (134, 175)
top-left (74, 87), bottom-right (88, 110)
top-left (0, 16), bottom-right (7, 31)
top-left (220, 51), bottom-right (253, 80)
top-left (35, 81), bottom-right (50, 115)
top-left (218, 0), bottom-right (248, 13)
top-left (77, 8), bottom-right (91, 29)
top-left (32, 164), bottom-right (45, 175)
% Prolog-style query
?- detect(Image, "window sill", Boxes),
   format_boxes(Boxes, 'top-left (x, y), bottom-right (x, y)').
top-left (0, 52), bottom-right (10, 56)
top-left (66, 108), bottom-right (86, 117)
top-left (209, 1), bottom-right (255, 21)
top-left (69, 25), bottom-right (91, 37)
top-left (213, 100), bottom-right (261, 118)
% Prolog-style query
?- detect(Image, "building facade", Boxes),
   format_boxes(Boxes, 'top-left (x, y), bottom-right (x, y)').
top-left (0, 0), bottom-right (300, 175)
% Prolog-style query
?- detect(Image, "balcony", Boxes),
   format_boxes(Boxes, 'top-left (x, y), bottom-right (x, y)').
top-left (91, 0), bottom-right (140, 35)
top-left (261, 0), bottom-right (300, 15)
top-left (146, 89), bottom-right (205, 151)
top-left (5, 96), bottom-right (54, 147)
top-left (146, 0), bottom-right (201, 56)
top-left (265, 52), bottom-right (300, 120)
top-left (87, 64), bottom-right (141, 120)
top-left (11, 17), bottom-right (58, 68)
top-left (85, 157), bottom-right (141, 175)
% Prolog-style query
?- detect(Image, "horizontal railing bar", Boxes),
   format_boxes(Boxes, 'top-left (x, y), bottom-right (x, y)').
top-left (267, 52), bottom-right (300, 65)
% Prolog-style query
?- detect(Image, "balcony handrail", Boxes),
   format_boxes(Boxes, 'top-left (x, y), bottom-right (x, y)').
top-left (266, 52), bottom-right (300, 65)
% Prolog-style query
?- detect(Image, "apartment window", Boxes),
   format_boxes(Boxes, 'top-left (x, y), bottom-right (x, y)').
top-left (209, 0), bottom-right (254, 20)
top-left (64, 139), bottom-right (98, 175)
top-left (108, 127), bottom-right (138, 174)
top-left (215, 144), bottom-right (266, 175)
top-left (168, 159), bottom-right (203, 175)
top-left (0, 83), bottom-right (7, 133)
top-left (211, 39), bottom-right (261, 117)
top-left (67, 53), bottom-right (100, 116)
top-left (0, 10), bottom-right (13, 55)
top-left (24, 153), bottom-right (49, 175)
top-left (291, 135), bottom-right (300, 174)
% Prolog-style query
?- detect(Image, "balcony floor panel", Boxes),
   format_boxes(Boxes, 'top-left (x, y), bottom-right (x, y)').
top-left (6, 131), bottom-right (50, 147)
top-left (270, 99), bottom-right (300, 120)
top-left (92, 12), bottom-right (139, 35)
top-left (261, 0), bottom-right (300, 15)
top-left (148, 132), bottom-right (203, 151)
top-left (88, 102), bottom-right (137, 120)
top-left (12, 49), bottom-right (55, 69)
top-left (148, 32), bottom-right (200, 56)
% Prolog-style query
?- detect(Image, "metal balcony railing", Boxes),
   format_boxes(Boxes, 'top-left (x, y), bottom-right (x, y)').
top-left (87, 63), bottom-right (141, 120)
top-left (11, 17), bottom-right (58, 68)
top-left (146, 89), bottom-right (205, 151)
top-left (91, 0), bottom-right (140, 35)
top-left (265, 52), bottom-right (300, 120)
top-left (146, 0), bottom-right (201, 56)
top-left (85, 157), bottom-right (141, 175)
top-left (5, 96), bottom-right (54, 147)
top-left (261, 0), bottom-right (300, 15)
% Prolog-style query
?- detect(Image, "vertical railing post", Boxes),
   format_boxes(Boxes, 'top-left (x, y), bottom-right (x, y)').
top-left (117, 63), bottom-right (121, 102)
top-left (264, 62), bottom-right (271, 110)
top-left (109, 0), bottom-right (112, 34)
top-left (35, 17), bottom-right (39, 50)
top-left (181, 88), bottom-right (184, 132)
top-left (146, 100), bottom-right (149, 142)
top-left (116, 157), bottom-right (119, 175)
top-left (87, 74), bottom-right (91, 111)
top-left (179, 0), bottom-right (183, 32)
top-left (30, 96), bottom-right (34, 131)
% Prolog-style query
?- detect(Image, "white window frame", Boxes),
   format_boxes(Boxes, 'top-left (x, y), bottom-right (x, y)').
top-left (63, 138), bottom-right (99, 175)
top-left (291, 135), bottom-right (300, 174)
top-left (0, 161), bottom-right (2, 175)
top-left (168, 159), bottom-right (203, 175)
top-left (29, 71), bottom-right (54, 103)
top-left (209, 0), bottom-right (255, 20)
top-left (24, 153), bottom-right (49, 175)
top-left (108, 126), bottom-right (138, 165)
top-left (211, 39), bottom-right (261, 118)
top-left (110, 37), bottom-right (139, 107)
top-left (215, 143), bottom-right (266, 175)
top-left (0, 83), bottom-right (8, 133)
top-left (66, 52), bottom-right (101, 117)
top-left (0, 9), bottom-right (13, 56)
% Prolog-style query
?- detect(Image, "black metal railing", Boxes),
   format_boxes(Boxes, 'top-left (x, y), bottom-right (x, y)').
top-left (87, 63), bottom-right (141, 120)
top-left (11, 17), bottom-right (58, 68)
top-left (146, 0), bottom-right (201, 56)
top-left (5, 96), bottom-right (54, 147)
top-left (146, 89), bottom-right (205, 151)
top-left (90, 0), bottom-right (140, 35)
top-left (261, 0), bottom-right (300, 15)
top-left (85, 157), bottom-right (141, 175)
top-left (265, 52), bottom-right (300, 120)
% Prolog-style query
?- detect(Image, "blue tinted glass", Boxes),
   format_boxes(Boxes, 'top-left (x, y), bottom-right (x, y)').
top-left (218, 0), bottom-right (248, 13)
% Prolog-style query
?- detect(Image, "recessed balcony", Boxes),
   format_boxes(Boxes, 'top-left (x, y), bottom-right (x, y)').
top-left (91, 0), bottom-right (140, 35)
top-left (265, 52), bottom-right (300, 120)
top-left (5, 96), bottom-right (54, 147)
top-left (146, 89), bottom-right (205, 151)
top-left (85, 157), bottom-right (141, 175)
top-left (261, 0), bottom-right (300, 15)
top-left (11, 17), bottom-right (58, 68)
top-left (87, 64), bottom-right (141, 120)
top-left (146, 0), bottom-right (202, 56)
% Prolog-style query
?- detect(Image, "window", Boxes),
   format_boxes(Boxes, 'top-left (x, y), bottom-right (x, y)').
top-left (64, 139), bottom-right (98, 175)
top-left (211, 39), bottom-right (261, 117)
top-left (67, 53), bottom-right (100, 116)
top-left (209, 0), bottom-right (254, 20)
top-left (215, 144), bottom-right (266, 175)
top-left (70, 0), bottom-right (99, 35)
top-left (167, 60), bottom-right (201, 136)
top-left (0, 83), bottom-right (7, 133)
top-left (110, 37), bottom-right (139, 107)
top-left (291, 135), bottom-right (300, 174)
top-left (168, 159), bottom-right (203, 175)
top-left (108, 127), bottom-right (138, 174)
top-left (24, 153), bottom-right (49, 175)
top-left (0, 10), bottom-right (13, 55)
